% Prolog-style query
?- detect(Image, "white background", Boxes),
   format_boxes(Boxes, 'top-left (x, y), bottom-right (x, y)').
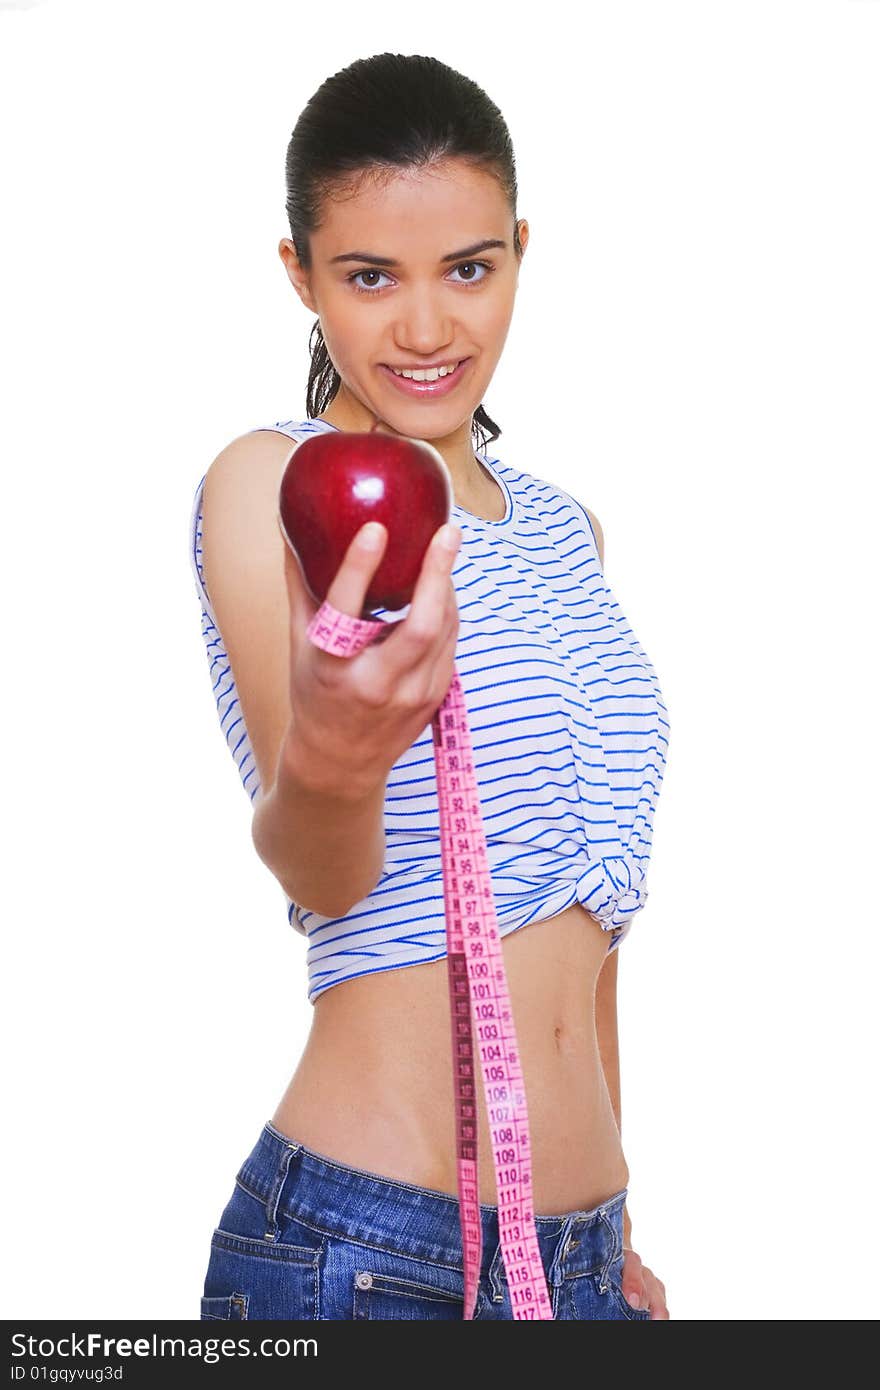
top-left (2, 0), bottom-right (877, 1322)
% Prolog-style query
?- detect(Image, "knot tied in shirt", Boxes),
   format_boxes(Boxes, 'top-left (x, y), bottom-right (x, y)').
top-left (573, 854), bottom-right (647, 933)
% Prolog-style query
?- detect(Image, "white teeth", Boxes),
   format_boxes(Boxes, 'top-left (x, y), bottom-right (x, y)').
top-left (389, 361), bottom-right (460, 381)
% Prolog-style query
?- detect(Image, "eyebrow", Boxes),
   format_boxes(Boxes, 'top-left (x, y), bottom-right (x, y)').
top-left (329, 238), bottom-right (508, 267)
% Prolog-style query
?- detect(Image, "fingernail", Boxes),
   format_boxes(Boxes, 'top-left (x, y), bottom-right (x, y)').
top-left (627, 1291), bottom-right (642, 1309)
top-left (360, 522), bottom-right (385, 550)
top-left (437, 523), bottom-right (461, 552)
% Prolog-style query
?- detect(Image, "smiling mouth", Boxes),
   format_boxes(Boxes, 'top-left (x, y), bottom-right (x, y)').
top-left (378, 357), bottom-right (471, 392)
top-left (383, 358), bottom-right (467, 377)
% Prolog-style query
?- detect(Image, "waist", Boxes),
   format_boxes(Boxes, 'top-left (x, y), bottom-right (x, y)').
top-left (274, 903), bottom-right (629, 1213)
top-left (239, 1121), bottom-right (630, 1283)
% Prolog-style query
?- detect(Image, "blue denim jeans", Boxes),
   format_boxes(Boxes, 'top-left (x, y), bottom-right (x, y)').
top-left (200, 1120), bottom-right (652, 1321)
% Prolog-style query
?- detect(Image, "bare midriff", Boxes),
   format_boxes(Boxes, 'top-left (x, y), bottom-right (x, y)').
top-left (271, 900), bottom-right (629, 1218)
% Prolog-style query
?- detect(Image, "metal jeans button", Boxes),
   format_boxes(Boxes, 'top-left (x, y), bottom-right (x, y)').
top-left (355, 1271), bottom-right (374, 1290)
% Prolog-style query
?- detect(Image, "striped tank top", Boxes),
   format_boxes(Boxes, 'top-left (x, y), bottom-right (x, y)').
top-left (189, 417), bottom-right (671, 1004)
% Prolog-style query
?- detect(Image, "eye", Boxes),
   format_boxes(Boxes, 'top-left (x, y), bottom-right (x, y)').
top-left (448, 260), bottom-right (492, 285)
top-left (348, 268), bottom-right (393, 293)
top-left (347, 260), bottom-right (494, 295)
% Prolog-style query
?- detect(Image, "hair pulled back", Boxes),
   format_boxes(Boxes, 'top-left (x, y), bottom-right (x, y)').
top-left (284, 52), bottom-right (522, 454)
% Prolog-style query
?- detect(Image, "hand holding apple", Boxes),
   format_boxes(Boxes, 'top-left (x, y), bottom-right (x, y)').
top-left (278, 426), bottom-right (453, 615)
top-left (276, 429), bottom-right (462, 799)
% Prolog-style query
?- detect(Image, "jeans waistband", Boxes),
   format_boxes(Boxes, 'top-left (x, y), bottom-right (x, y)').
top-left (235, 1121), bottom-right (629, 1291)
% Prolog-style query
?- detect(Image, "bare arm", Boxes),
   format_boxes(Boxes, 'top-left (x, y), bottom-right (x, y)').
top-left (199, 429), bottom-right (460, 921)
top-left (200, 432), bottom-right (388, 918)
top-left (583, 504), bottom-right (604, 571)
top-left (251, 730), bottom-right (387, 918)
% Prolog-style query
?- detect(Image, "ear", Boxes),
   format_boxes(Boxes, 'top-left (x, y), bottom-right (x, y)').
top-left (278, 238), bottom-right (318, 313)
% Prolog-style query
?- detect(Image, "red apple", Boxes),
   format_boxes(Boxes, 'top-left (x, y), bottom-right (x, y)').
top-left (278, 430), bottom-right (452, 614)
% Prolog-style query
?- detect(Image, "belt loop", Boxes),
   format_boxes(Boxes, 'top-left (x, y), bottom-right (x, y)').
top-left (548, 1214), bottom-right (577, 1289)
top-left (264, 1140), bottom-right (302, 1242)
top-left (596, 1205), bottom-right (618, 1293)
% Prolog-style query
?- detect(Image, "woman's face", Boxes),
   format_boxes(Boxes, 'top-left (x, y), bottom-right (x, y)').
top-left (280, 160), bottom-right (528, 453)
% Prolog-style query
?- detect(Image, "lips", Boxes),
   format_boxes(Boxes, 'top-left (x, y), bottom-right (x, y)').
top-left (379, 357), bottom-right (470, 398)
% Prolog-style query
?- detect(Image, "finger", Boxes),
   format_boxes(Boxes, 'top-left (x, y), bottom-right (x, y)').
top-left (380, 522), bottom-right (461, 669)
top-left (620, 1250), bottom-right (649, 1311)
top-left (372, 616), bottom-right (406, 645)
top-left (620, 1278), bottom-right (647, 1312)
top-left (643, 1271), bottom-right (669, 1319)
top-left (325, 521), bottom-right (389, 619)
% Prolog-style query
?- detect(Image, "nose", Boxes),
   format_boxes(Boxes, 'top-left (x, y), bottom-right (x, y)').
top-left (391, 287), bottom-right (455, 359)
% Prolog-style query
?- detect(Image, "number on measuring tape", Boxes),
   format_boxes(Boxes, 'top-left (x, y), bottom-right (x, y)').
top-left (308, 600), bottom-right (553, 1320)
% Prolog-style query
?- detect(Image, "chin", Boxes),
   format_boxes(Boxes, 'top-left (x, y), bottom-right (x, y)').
top-left (375, 397), bottom-right (481, 433)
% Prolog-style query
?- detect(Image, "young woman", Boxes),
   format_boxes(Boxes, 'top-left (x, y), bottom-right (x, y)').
top-left (191, 52), bottom-right (671, 1321)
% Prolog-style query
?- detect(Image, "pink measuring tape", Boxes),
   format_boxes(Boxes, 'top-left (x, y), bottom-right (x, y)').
top-left (306, 599), bottom-right (554, 1320)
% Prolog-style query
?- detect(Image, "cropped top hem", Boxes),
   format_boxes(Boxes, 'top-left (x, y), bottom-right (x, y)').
top-left (303, 897), bottom-right (632, 1006)
top-left (189, 416), bottom-right (670, 1003)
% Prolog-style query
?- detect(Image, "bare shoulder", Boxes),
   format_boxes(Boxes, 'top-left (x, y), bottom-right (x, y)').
top-left (582, 505), bottom-right (605, 568)
top-left (200, 429), bottom-right (305, 597)
top-left (199, 427), bottom-right (303, 800)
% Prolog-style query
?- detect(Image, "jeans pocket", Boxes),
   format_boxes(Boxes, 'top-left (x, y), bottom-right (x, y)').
top-left (201, 1228), bottom-right (322, 1321)
top-left (352, 1268), bottom-right (468, 1321)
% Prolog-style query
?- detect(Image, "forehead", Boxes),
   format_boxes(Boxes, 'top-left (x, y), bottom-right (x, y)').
top-left (315, 162), bottom-right (509, 255)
